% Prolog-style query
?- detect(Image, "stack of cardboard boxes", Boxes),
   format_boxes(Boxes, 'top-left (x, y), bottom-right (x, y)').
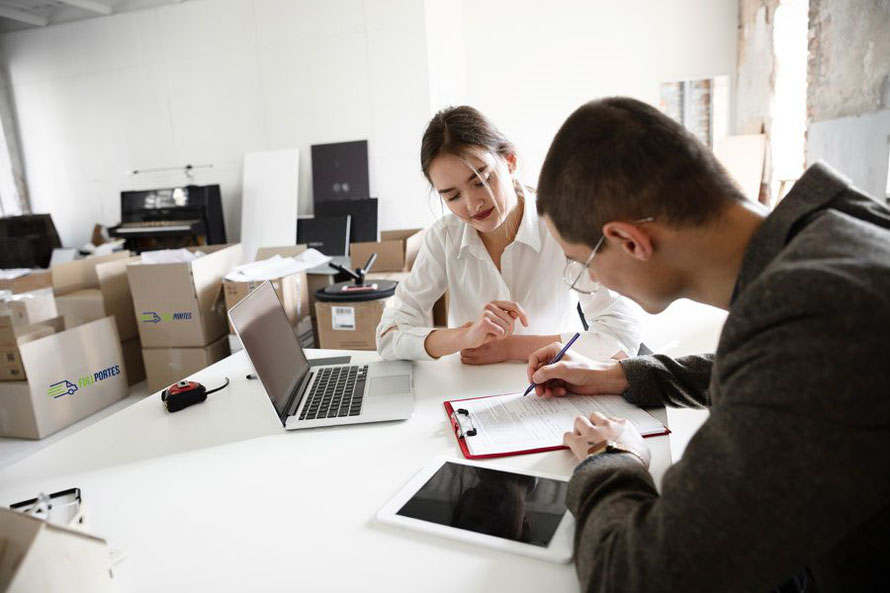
top-left (223, 246), bottom-right (311, 352)
top-left (128, 245), bottom-right (242, 392)
top-left (51, 252), bottom-right (145, 386)
top-left (0, 260), bottom-right (130, 439)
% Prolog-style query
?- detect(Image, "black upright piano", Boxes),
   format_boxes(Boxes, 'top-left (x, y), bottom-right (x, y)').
top-left (109, 184), bottom-right (226, 252)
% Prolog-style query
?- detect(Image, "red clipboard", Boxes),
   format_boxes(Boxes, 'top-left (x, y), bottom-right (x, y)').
top-left (443, 393), bottom-right (670, 460)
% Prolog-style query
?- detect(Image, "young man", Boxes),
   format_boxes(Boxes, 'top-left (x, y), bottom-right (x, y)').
top-left (529, 97), bottom-right (890, 592)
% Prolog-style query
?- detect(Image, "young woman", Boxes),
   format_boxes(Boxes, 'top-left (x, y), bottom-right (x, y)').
top-left (376, 106), bottom-right (641, 364)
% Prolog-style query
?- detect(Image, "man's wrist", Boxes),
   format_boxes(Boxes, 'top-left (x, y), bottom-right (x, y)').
top-left (605, 360), bottom-right (630, 394)
top-left (586, 440), bottom-right (649, 468)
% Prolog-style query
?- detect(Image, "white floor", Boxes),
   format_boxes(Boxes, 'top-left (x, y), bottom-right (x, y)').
top-left (0, 299), bottom-right (726, 471)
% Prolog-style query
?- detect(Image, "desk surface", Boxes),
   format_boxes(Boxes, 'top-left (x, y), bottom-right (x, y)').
top-left (0, 350), bottom-right (671, 593)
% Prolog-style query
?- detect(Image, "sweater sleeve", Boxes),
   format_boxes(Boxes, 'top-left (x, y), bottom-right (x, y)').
top-left (618, 354), bottom-right (714, 409)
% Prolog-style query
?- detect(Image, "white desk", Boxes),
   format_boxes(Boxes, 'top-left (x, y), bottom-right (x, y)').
top-left (0, 350), bottom-right (672, 593)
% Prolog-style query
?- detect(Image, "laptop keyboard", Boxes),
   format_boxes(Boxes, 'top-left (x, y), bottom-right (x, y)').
top-left (299, 365), bottom-right (369, 421)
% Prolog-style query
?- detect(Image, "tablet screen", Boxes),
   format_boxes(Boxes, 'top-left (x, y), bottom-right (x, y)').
top-left (396, 462), bottom-right (569, 547)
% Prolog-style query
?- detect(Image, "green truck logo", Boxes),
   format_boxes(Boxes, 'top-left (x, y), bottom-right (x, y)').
top-left (141, 311), bottom-right (193, 323)
top-left (47, 380), bottom-right (78, 399)
top-left (47, 365), bottom-right (122, 399)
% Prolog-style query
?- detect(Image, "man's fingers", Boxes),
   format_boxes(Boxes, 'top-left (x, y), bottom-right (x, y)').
top-left (574, 415), bottom-right (594, 434)
top-left (563, 430), bottom-right (583, 449)
top-left (532, 360), bottom-right (569, 384)
top-left (589, 411), bottom-right (609, 426)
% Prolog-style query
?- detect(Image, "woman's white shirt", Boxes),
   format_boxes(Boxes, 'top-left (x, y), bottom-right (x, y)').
top-left (375, 194), bottom-right (642, 361)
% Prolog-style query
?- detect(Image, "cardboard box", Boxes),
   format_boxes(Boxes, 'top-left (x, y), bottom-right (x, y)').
top-left (51, 253), bottom-right (139, 341)
top-left (0, 316), bottom-right (64, 381)
top-left (55, 289), bottom-right (105, 330)
top-left (95, 255), bottom-right (140, 341)
top-left (349, 229), bottom-right (424, 273)
top-left (252, 244), bottom-right (333, 318)
top-left (224, 245), bottom-right (310, 333)
top-left (128, 244), bottom-right (243, 348)
top-left (315, 297), bottom-right (392, 351)
top-left (121, 336), bottom-right (145, 387)
top-left (307, 274), bottom-right (334, 317)
top-left (142, 334), bottom-right (230, 393)
top-left (0, 508), bottom-right (116, 592)
top-left (0, 316), bottom-right (127, 439)
top-left (0, 269), bottom-right (51, 294)
top-left (50, 251), bottom-right (131, 296)
top-left (0, 289), bottom-right (58, 327)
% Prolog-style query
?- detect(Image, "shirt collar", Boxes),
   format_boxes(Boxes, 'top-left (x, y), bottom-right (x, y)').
top-left (456, 184), bottom-right (542, 260)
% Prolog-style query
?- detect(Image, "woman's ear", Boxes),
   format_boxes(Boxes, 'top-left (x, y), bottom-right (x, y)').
top-left (602, 221), bottom-right (654, 261)
top-left (504, 152), bottom-right (517, 174)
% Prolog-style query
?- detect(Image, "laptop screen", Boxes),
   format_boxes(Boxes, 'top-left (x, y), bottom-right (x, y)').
top-left (228, 281), bottom-right (310, 418)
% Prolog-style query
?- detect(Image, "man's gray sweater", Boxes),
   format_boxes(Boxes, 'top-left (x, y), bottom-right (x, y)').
top-left (567, 163), bottom-right (890, 592)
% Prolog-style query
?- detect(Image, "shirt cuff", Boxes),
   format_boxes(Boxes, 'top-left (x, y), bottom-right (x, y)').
top-left (395, 326), bottom-right (437, 361)
top-left (562, 331), bottom-right (627, 361)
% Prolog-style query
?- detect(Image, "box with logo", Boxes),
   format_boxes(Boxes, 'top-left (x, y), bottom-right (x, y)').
top-left (0, 269), bottom-right (51, 294)
top-left (223, 246), bottom-right (309, 333)
top-left (52, 252), bottom-right (139, 341)
top-left (349, 229), bottom-right (424, 273)
top-left (0, 316), bottom-right (128, 439)
top-left (142, 334), bottom-right (230, 393)
top-left (128, 244), bottom-right (243, 348)
top-left (0, 315), bottom-right (64, 381)
top-left (0, 289), bottom-right (58, 328)
top-left (314, 297), bottom-right (392, 351)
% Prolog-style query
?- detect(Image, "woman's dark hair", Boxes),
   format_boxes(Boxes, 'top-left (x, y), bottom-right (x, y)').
top-left (420, 106), bottom-right (516, 182)
top-left (537, 97), bottom-right (746, 247)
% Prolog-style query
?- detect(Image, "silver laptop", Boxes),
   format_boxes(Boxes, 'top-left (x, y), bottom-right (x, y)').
top-left (229, 281), bottom-right (414, 429)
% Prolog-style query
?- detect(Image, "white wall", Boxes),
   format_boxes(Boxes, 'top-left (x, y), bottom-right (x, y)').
top-left (2, 0), bottom-right (739, 249)
top-left (1, 0), bottom-right (436, 248)
top-left (454, 0), bottom-right (739, 185)
top-left (807, 110), bottom-right (890, 201)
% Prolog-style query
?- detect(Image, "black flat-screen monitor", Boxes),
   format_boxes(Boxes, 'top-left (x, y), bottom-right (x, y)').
top-left (315, 198), bottom-right (377, 243)
top-left (311, 140), bottom-right (369, 204)
top-left (296, 215), bottom-right (351, 256)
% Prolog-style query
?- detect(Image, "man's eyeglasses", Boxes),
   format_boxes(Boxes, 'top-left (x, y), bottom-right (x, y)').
top-left (563, 217), bottom-right (655, 294)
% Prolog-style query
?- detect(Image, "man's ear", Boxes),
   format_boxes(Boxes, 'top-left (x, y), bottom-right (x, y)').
top-left (602, 221), bottom-right (654, 261)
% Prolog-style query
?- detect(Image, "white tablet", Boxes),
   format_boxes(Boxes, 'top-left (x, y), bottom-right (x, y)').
top-left (377, 457), bottom-right (575, 563)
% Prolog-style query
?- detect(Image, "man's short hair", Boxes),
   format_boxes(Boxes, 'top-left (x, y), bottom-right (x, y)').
top-left (537, 97), bottom-right (746, 247)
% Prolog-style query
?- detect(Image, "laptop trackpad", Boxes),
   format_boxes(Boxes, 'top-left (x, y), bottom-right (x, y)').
top-left (369, 375), bottom-right (410, 396)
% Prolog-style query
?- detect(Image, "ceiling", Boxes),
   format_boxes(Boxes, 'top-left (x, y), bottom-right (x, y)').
top-left (0, 0), bottom-right (186, 33)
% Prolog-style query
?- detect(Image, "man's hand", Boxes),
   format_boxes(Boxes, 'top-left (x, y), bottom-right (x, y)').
top-left (527, 342), bottom-right (630, 397)
top-left (563, 412), bottom-right (651, 466)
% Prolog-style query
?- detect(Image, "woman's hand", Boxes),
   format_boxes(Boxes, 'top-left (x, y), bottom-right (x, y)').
top-left (461, 301), bottom-right (529, 350)
top-left (526, 341), bottom-right (629, 397)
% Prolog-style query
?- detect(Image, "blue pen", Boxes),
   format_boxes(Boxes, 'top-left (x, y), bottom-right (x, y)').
top-left (523, 332), bottom-right (581, 396)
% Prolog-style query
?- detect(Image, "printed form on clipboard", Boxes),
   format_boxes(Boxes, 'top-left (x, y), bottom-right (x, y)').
top-left (444, 393), bottom-right (669, 459)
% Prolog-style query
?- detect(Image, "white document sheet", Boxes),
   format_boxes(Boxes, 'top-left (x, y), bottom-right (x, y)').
top-left (451, 392), bottom-right (666, 457)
